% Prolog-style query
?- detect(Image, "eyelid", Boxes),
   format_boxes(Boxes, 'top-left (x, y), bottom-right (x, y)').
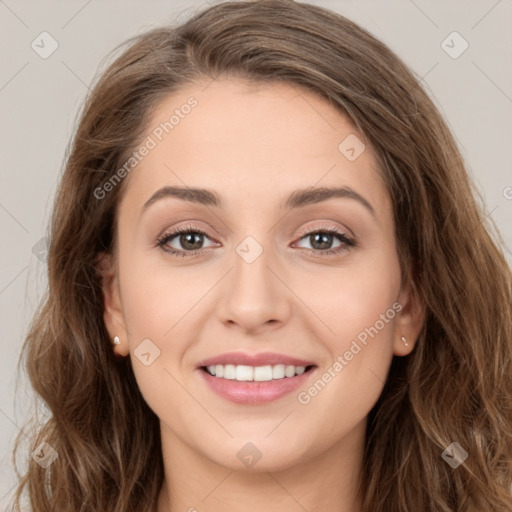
top-left (296, 222), bottom-right (352, 238)
top-left (156, 224), bottom-right (217, 247)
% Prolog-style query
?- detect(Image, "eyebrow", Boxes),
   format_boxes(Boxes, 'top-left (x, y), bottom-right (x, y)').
top-left (142, 185), bottom-right (375, 217)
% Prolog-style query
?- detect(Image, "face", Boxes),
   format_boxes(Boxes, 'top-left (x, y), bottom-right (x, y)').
top-left (101, 78), bottom-right (424, 472)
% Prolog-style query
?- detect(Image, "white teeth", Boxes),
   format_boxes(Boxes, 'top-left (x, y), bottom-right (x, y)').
top-left (272, 364), bottom-right (285, 379)
top-left (235, 365), bottom-right (254, 381)
top-left (254, 365), bottom-right (273, 381)
top-left (223, 364), bottom-right (236, 379)
top-left (204, 364), bottom-right (308, 381)
top-left (284, 365), bottom-right (296, 378)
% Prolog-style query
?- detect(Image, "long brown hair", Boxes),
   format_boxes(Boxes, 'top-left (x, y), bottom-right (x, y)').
top-left (11, 1), bottom-right (512, 510)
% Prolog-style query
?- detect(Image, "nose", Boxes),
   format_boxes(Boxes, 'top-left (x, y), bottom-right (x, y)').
top-left (217, 239), bottom-right (292, 334)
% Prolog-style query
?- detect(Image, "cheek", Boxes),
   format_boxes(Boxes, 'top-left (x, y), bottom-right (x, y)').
top-left (115, 248), bottom-right (191, 394)
top-left (302, 243), bottom-right (400, 351)
top-left (118, 248), bottom-right (202, 341)
top-left (296, 248), bottom-right (400, 417)
top-left (119, 261), bottom-right (198, 419)
top-left (339, 258), bottom-right (400, 376)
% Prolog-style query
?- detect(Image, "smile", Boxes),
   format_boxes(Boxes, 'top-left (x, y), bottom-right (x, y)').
top-left (197, 364), bottom-right (317, 405)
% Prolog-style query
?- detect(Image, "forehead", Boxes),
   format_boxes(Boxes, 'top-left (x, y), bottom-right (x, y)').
top-left (119, 78), bottom-right (390, 220)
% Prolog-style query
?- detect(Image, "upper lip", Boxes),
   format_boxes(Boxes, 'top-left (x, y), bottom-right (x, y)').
top-left (196, 351), bottom-right (316, 369)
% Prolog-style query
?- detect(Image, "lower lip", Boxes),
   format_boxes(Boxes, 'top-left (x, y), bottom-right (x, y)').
top-left (197, 367), bottom-right (317, 405)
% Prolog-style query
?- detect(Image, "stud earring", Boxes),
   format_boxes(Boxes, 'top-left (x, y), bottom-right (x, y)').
top-left (401, 336), bottom-right (408, 347)
top-left (113, 336), bottom-right (120, 345)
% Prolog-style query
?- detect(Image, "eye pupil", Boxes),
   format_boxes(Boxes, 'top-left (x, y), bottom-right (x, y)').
top-left (310, 233), bottom-right (333, 250)
top-left (181, 233), bottom-right (203, 250)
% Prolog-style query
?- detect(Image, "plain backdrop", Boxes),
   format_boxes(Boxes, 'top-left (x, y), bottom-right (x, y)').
top-left (1, 0), bottom-right (511, 506)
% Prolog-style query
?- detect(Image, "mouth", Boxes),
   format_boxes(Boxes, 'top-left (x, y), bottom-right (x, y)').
top-left (196, 363), bottom-right (318, 405)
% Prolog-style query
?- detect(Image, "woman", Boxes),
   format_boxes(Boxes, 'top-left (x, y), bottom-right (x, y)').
top-left (12, 1), bottom-right (512, 511)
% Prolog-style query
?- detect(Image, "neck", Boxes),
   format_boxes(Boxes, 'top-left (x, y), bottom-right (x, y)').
top-left (156, 418), bottom-right (366, 512)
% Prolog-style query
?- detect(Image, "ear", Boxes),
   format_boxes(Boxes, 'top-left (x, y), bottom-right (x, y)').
top-left (96, 251), bottom-right (129, 357)
top-left (393, 277), bottom-right (426, 356)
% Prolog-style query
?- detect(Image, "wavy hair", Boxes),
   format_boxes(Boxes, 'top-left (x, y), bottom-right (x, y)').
top-left (11, 1), bottom-right (512, 510)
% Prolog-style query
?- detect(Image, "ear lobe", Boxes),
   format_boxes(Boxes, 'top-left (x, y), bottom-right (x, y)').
top-left (96, 251), bottom-right (129, 355)
top-left (393, 280), bottom-right (426, 356)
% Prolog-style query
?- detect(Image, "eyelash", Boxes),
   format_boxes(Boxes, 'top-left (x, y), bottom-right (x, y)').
top-left (155, 224), bottom-right (357, 258)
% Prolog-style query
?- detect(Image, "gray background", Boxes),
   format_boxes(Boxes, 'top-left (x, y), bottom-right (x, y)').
top-left (1, 0), bottom-right (511, 506)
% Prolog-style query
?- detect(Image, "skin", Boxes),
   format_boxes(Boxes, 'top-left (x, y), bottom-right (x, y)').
top-left (100, 78), bottom-right (425, 512)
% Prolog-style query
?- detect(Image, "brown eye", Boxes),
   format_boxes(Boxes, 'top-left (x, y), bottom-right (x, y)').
top-left (293, 227), bottom-right (356, 256)
top-left (156, 226), bottom-right (216, 257)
